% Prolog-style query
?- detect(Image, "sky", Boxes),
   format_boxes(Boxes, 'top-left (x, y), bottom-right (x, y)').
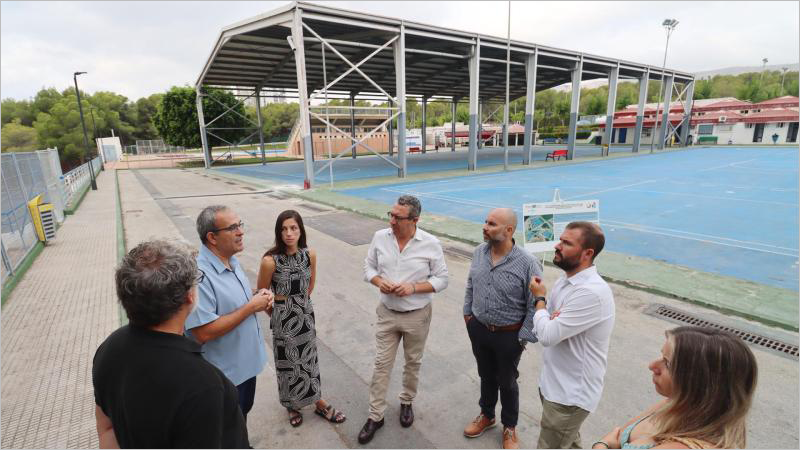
top-left (1, 1), bottom-right (798, 101)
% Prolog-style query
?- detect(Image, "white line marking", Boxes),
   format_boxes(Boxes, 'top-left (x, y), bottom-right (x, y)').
top-left (622, 189), bottom-right (798, 207)
top-left (603, 221), bottom-right (799, 258)
top-left (602, 219), bottom-right (799, 253)
top-left (564, 179), bottom-right (659, 200)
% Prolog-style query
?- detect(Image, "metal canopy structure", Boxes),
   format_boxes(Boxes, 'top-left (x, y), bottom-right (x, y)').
top-left (196, 1), bottom-right (695, 187)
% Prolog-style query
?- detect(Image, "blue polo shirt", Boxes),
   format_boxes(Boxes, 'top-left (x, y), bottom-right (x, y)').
top-left (185, 245), bottom-right (267, 386)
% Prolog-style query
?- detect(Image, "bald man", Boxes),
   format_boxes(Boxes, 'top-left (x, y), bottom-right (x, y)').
top-left (463, 208), bottom-right (542, 449)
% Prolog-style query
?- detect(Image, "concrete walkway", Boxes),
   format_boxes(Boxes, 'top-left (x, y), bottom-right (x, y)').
top-left (1, 171), bottom-right (119, 448)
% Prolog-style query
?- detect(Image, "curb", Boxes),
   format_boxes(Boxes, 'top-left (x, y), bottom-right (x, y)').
top-left (64, 182), bottom-right (91, 215)
top-left (115, 169), bottom-right (128, 326)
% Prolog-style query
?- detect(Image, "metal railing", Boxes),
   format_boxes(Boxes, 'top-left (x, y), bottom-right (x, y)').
top-left (62, 156), bottom-right (102, 208)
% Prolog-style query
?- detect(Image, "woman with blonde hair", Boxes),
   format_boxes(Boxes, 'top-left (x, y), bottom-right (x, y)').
top-left (592, 326), bottom-right (757, 449)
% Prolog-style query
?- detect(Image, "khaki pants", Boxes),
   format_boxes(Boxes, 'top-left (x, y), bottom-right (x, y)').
top-left (537, 389), bottom-right (590, 449)
top-left (368, 303), bottom-right (432, 421)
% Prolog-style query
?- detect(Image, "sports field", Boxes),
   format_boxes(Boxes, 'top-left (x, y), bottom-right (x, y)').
top-left (338, 147), bottom-right (799, 291)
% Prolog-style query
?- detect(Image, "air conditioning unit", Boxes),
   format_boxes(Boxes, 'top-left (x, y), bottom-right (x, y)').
top-left (718, 116), bottom-right (727, 123)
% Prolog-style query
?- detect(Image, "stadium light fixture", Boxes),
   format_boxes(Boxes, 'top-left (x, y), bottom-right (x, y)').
top-left (651, 18), bottom-right (679, 153)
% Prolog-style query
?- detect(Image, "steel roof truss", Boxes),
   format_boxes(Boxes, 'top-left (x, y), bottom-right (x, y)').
top-left (310, 109), bottom-right (402, 173)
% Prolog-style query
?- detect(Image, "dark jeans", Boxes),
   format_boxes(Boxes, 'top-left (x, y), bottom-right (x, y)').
top-left (466, 317), bottom-right (524, 427)
top-left (237, 376), bottom-right (257, 422)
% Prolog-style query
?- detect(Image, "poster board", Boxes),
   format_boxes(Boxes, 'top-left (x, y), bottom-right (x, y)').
top-left (522, 199), bottom-right (600, 253)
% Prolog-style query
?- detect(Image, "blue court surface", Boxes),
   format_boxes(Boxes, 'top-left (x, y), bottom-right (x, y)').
top-left (217, 145), bottom-right (632, 184)
top-left (339, 147), bottom-right (799, 291)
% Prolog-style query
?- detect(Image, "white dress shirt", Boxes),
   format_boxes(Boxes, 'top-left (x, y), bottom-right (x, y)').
top-left (533, 265), bottom-right (615, 413)
top-left (364, 227), bottom-right (449, 311)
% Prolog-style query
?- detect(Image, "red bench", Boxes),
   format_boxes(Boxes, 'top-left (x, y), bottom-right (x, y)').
top-left (545, 149), bottom-right (568, 161)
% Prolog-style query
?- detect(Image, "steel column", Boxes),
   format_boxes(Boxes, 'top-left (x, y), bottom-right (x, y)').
top-left (255, 89), bottom-right (266, 164)
top-left (468, 37), bottom-right (480, 170)
top-left (350, 93), bottom-right (356, 158)
top-left (451, 97), bottom-right (457, 152)
top-left (195, 89), bottom-right (211, 169)
top-left (388, 100), bottom-right (394, 156)
top-left (523, 50), bottom-right (537, 165)
top-left (658, 74), bottom-right (674, 150)
top-left (566, 56), bottom-right (583, 160)
top-left (679, 81), bottom-right (695, 145)
top-left (601, 63), bottom-right (619, 156)
top-left (394, 24), bottom-right (407, 177)
top-left (422, 96), bottom-right (427, 153)
top-left (632, 69), bottom-right (649, 153)
top-left (292, 8), bottom-right (315, 188)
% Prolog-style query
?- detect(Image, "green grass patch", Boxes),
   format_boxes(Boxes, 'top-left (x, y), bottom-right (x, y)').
top-left (64, 183), bottom-right (91, 215)
top-left (178, 156), bottom-right (299, 168)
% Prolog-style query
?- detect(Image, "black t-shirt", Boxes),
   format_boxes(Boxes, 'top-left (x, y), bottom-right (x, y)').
top-left (92, 325), bottom-right (249, 448)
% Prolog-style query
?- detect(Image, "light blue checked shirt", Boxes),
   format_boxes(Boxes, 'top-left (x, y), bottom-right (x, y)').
top-left (185, 245), bottom-right (267, 386)
top-left (464, 242), bottom-right (543, 326)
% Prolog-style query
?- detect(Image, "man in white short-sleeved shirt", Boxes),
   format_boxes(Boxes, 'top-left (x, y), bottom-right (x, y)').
top-left (358, 195), bottom-right (449, 445)
top-left (529, 221), bottom-right (615, 449)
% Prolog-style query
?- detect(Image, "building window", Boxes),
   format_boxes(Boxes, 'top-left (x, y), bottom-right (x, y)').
top-left (642, 128), bottom-right (651, 137)
top-left (777, 122), bottom-right (785, 128)
top-left (698, 124), bottom-right (714, 135)
top-left (745, 123), bottom-right (754, 128)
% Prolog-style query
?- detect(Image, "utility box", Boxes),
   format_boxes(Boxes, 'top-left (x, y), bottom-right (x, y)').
top-left (27, 195), bottom-right (57, 242)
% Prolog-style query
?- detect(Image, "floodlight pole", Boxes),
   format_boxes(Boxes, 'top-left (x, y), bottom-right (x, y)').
top-left (651, 19), bottom-right (678, 153)
top-left (502, 0), bottom-right (510, 171)
top-left (780, 67), bottom-right (788, 96)
top-left (74, 72), bottom-right (97, 190)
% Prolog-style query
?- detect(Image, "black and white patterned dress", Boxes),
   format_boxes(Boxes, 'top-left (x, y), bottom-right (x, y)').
top-left (269, 248), bottom-right (321, 410)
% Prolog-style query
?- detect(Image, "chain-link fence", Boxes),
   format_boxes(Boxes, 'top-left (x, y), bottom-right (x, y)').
top-left (1, 149), bottom-right (100, 284)
top-left (133, 140), bottom-right (186, 154)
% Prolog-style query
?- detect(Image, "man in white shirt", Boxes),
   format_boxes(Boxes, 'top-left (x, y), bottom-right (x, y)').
top-left (529, 221), bottom-right (615, 449)
top-left (358, 195), bottom-right (449, 445)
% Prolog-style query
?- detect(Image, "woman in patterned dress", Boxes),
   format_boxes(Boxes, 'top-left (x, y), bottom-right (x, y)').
top-left (257, 210), bottom-right (346, 427)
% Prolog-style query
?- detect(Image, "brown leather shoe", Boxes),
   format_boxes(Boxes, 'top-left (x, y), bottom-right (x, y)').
top-left (463, 413), bottom-right (496, 438)
top-left (357, 418), bottom-right (384, 445)
top-left (400, 403), bottom-right (414, 428)
top-left (502, 427), bottom-right (519, 449)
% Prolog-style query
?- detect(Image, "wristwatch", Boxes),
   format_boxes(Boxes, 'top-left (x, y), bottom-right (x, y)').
top-left (534, 296), bottom-right (547, 308)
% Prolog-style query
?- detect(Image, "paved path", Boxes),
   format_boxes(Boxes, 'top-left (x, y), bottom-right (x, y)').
top-left (1, 171), bottom-right (118, 448)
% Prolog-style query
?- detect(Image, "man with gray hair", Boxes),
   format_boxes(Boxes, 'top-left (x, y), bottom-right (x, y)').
top-left (463, 208), bottom-right (543, 449)
top-left (185, 205), bottom-right (273, 424)
top-left (93, 239), bottom-right (249, 448)
top-left (358, 195), bottom-right (449, 444)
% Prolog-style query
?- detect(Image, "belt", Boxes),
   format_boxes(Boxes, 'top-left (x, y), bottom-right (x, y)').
top-left (478, 319), bottom-right (523, 332)
top-left (389, 307), bottom-right (423, 314)
top-left (274, 295), bottom-right (289, 302)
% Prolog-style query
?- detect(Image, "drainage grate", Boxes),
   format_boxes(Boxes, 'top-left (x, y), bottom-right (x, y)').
top-left (649, 304), bottom-right (798, 359)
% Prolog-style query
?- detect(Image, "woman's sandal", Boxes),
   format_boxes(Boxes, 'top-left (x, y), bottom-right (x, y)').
top-left (314, 404), bottom-right (346, 423)
top-left (288, 409), bottom-right (303, 427)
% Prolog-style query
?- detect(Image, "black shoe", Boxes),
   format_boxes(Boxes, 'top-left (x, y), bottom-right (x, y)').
top-left (358, 418), bottom-right (384, 444)
top-left (400, 404), bottom-right (414, 428)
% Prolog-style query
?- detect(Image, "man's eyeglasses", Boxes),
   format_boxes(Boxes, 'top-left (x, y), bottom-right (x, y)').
top-left (195, 270), bottom-right (205, 285)
top-left (387, 212), bottom-right (414, 221)
top-left (211, 221), bottom-right (244, 233)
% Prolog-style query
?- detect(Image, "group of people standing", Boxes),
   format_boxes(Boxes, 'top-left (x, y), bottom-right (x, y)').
top-left (92, 194), bottom-right (758, 449)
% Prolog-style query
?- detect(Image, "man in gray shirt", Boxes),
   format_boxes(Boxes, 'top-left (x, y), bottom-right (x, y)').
top-left (463, 208), bottom-right (543, 450)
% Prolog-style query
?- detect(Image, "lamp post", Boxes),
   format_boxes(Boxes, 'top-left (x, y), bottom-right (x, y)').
top-left (781, 66), bottom-right (789, 96)
top-left (73, 71), bottom-right (97, 190)
top-left (651, 18), bottom-right (678, 153)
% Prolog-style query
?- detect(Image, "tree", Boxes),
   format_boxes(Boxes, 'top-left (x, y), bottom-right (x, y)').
top-left (1, 119), bottom-right (39, 152)
top-left (1, 98), bottom-right (35, 126)
top-left (153, 86), bottom-right (248, 148)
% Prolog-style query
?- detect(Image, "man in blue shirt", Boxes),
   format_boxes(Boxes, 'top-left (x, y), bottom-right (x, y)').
top-left (186, 205), bottom-right (273, 423)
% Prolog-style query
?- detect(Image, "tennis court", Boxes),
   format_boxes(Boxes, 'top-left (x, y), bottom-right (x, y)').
top-left (339, 147), bottom-right (799, 291)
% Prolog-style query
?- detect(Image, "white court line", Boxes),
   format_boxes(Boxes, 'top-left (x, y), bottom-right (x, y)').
top-left (602, 219), bottom-right (799, 253)
top-left (603, 221), bottom-right (799, 258)
top-left (380, 187), bottom-right (510, 210)
top-left (698, 158), bottom-right (756, 172)
top-left (622, 189), bottom-right (798, 207)
top-left (564, 179), bottom-right (659, 200)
